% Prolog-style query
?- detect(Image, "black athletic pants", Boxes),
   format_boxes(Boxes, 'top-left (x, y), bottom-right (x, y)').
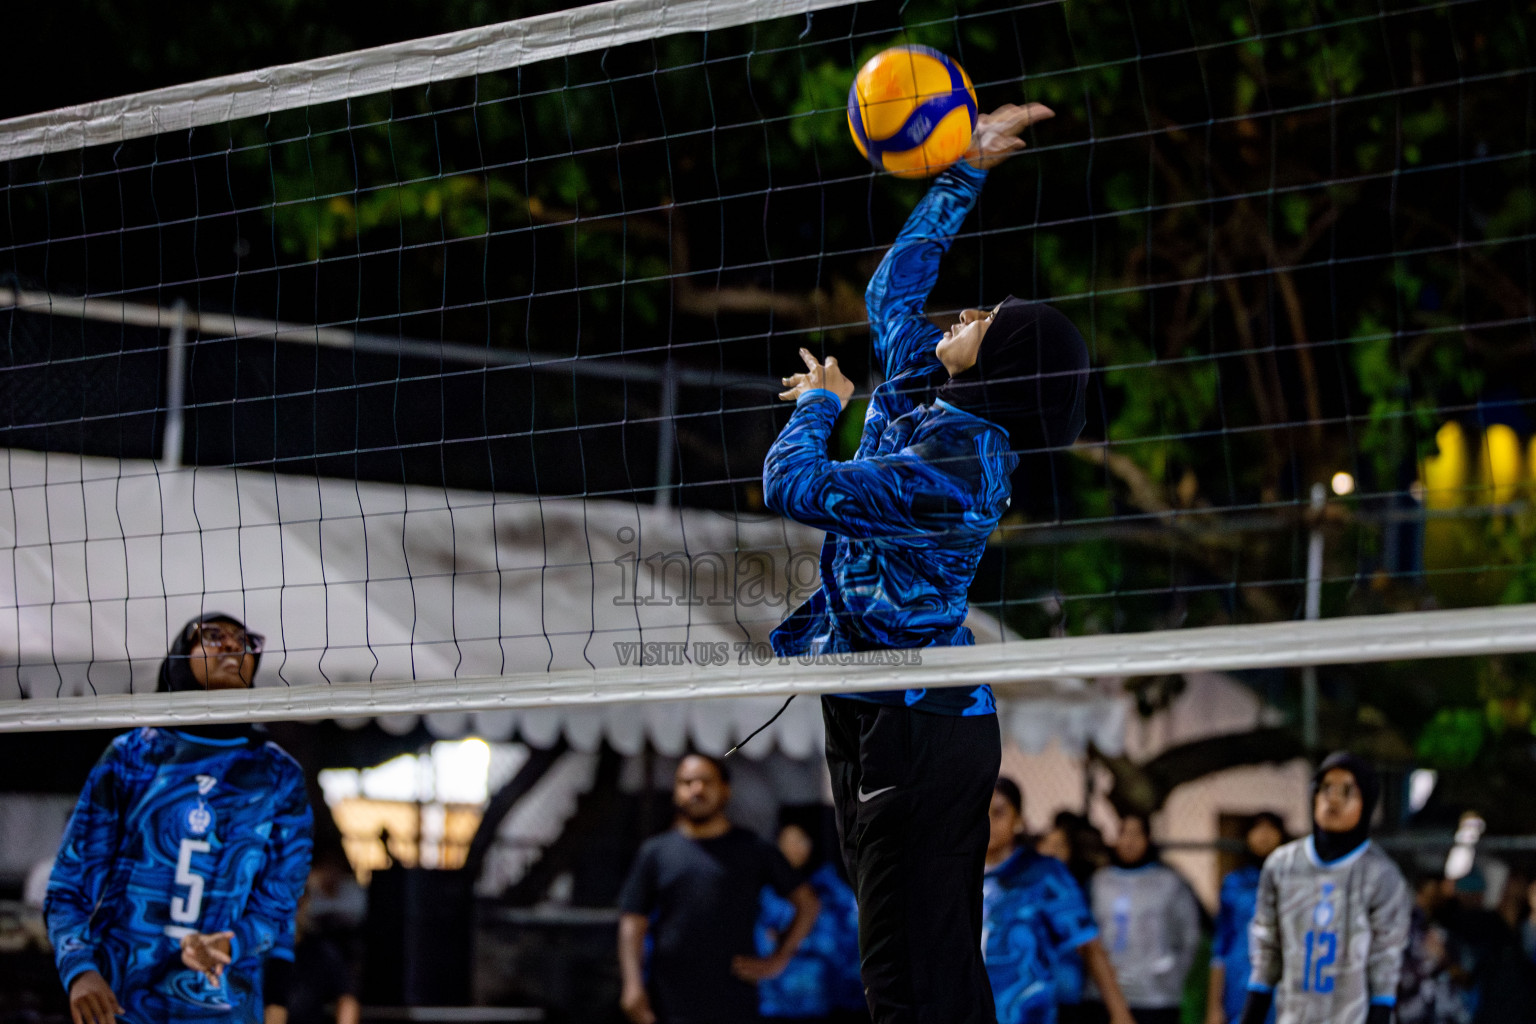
top-left (821, 696), bottom-right (1002, 1024)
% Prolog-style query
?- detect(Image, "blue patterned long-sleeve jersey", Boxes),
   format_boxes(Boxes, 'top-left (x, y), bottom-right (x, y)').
top-left (763, 160), bottom-right (1009, 715)
top-left (46, 727), bottom-right (314, 1024)
top-left (982, 848), bottom-right (1101, 1024)
top-left (756, 862), bottom-right (863, 1018)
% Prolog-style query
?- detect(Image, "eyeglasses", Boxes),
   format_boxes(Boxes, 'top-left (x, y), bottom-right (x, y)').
top-left (189, 622), bottom-right (265, 654)
top-left (1318, 781), bottom-right (1359, 802)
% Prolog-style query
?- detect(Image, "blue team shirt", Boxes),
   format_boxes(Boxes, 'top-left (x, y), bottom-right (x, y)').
top-left (756, 863), bottom-right (863, 1018)
top-left (982, 848), bottom-right (1100, 1024)
top-left (1212, 865), bottom-right (1274, 1024)
top-left (764, 161), bottom-right (1009, 716)
top-left (46, 727), bottom-right (314, 1024)
top-left (1053, 946), bottom-right (1088, 1007)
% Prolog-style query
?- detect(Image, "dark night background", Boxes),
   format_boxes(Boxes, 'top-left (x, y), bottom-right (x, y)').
top-left (3, 0), bottom-right (1536, 799)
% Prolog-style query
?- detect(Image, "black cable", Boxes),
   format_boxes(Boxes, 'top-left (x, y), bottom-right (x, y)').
top-left (724, 695), bottom-right (795, 758)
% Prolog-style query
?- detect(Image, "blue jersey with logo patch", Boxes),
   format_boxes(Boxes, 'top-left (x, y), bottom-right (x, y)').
top-left (982, 848), bottom-right (1100, 1024)
top-left (46, 727), bottom-right (313, 1024)
top-left (764, 160), bottom-right (1008, 716)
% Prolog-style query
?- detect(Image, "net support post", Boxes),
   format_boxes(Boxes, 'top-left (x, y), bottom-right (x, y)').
top-left (161, 299), bottom-right (189, 470)
top-left (1301, 481), bottom-right (1326, 753)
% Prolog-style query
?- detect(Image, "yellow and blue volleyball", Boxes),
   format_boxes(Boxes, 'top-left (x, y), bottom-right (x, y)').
top-left (847, 45), bottom-right (978, 179)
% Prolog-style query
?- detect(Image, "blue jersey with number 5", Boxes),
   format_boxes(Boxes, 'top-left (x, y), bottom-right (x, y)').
top-left (46, 727), bottom-right (313, 1023)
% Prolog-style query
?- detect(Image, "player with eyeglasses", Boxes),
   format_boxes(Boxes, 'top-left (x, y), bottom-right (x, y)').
top-left (1239, 752), bottom-right (1411, 1024)
top-left (45, 613), bottom-right (312, 1024)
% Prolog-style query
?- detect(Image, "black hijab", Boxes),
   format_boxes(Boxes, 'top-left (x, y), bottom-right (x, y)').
top-left (1243, 811), bottom-right (1289, 869)
top-left (1311, 752), bottom-right (1380, 862)
top-left (1112, 811), bottom-right (1159, 870)
top-left (935, 298), bottom-right (1089, 453)
top-left (155, 612), bottom-right (260, 741)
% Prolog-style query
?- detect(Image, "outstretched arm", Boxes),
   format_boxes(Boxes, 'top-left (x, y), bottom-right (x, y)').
top-left (866, 103), bottom-right (1054, 380)
top-left (767, 352), bottom-right (1001, 539)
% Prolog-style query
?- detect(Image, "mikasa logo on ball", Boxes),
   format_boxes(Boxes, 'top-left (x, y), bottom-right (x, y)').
top-left (848, 44), bottom-right (978, 179)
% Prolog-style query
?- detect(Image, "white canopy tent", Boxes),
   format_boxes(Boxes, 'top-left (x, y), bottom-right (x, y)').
top-left (0, 448), bottom-right (1127, 757)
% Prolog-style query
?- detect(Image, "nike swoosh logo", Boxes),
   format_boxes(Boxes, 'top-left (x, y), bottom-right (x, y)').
top-left (857, 785), bottom-right (896, 803)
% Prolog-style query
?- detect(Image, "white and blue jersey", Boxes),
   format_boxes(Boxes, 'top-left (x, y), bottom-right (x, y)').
top-left (764, 160), bottom-right (1008, 716)
top-left (1089, 861), bottom-right (1202, 1009)
top-left (46, 727), bottom-right (313, 1023)
top-left (1248, 837), bottom-right (1411, 1024)
top-left (982, 848), bottom-right (1100, 1024)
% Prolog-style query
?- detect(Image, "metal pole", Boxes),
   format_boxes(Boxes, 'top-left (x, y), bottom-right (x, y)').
top-left (1082, 754), bottom-right (1094, 817)
top-left (1, 284), bottom-right (772, 390)
top-left (1301, 481), bottom-right (1326, 753)
top-left (161, 299), bottom-right (188, 468)
top-left (654, 360), bottom-right (678, 508)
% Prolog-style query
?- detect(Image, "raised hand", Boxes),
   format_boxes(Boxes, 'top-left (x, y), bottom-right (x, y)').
top-left (964, 102), bottom-right (1056, 170)
top-left (778, 348), bottom-right (855, 409)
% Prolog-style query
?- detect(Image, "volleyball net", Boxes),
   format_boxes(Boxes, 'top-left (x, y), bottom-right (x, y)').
top-left (1, 0), bottom-right (1533, 730)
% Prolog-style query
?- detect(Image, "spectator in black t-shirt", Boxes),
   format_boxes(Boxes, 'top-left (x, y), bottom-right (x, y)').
top-left (618, 754), bottom-right (821, 1024)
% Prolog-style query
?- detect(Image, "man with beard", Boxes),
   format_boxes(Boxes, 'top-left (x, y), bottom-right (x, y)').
top-left (618, 755), bottom-right (821, 1024)
top-left (46, 613), bottom-right (313, 1024)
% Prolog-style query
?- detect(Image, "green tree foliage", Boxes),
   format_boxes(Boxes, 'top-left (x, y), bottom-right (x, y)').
top-left (5, 0), bottom-right (1535, 801)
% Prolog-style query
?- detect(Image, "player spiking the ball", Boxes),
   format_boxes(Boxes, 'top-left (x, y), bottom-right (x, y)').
top-left (1240, 753), bottom-right (1411, 1024)
top-left (764, 101), bottom-right (1088, 1024)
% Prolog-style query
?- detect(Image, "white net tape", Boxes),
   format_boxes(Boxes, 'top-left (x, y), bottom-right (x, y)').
top-left (5, 604), bottom-right (1534, 732)
top-left (4, 0), bottom-right (1534, 733)
top-left (0, 0), bottom-right (873, 163)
